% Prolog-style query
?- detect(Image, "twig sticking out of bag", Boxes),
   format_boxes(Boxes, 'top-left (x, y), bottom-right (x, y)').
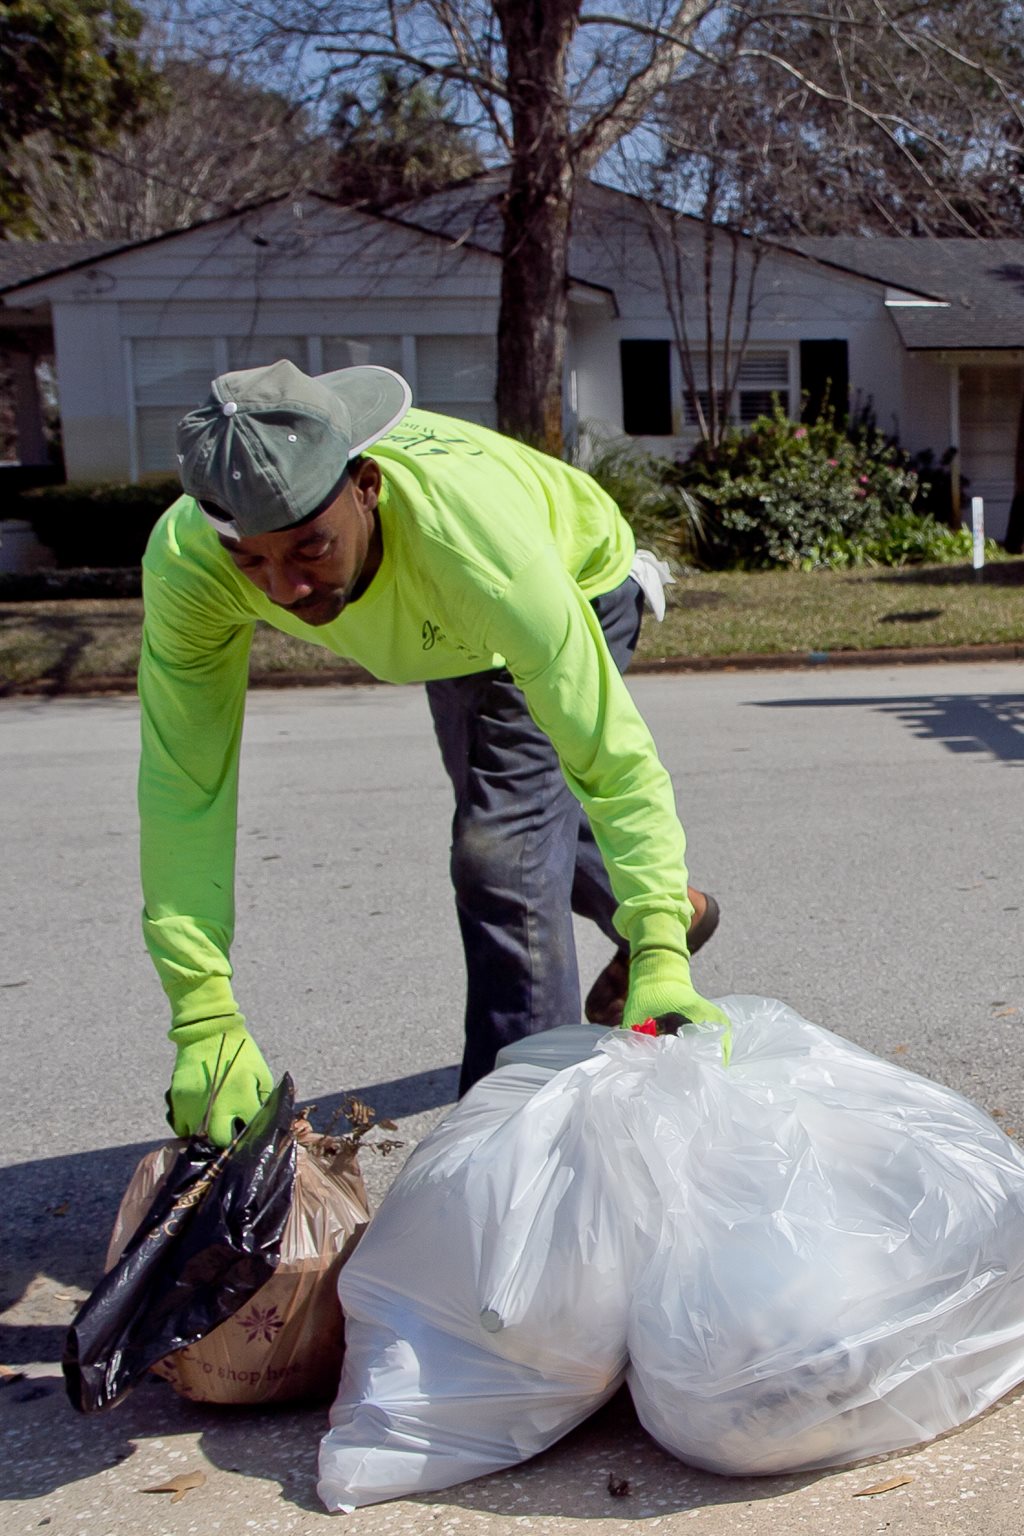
top-left (198, 1034), bottom-right (250, 1143)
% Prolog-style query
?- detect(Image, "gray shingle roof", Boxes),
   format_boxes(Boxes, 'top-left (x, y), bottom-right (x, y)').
top-left (0, 238), bottom-right (125, 293)
top-left (789, 237), bottom-right (1024, 350)
top-left (7, 215), bottom-right (1024, 355)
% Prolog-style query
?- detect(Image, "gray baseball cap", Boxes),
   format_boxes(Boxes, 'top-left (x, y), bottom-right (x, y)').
top-left (175, 358), bottom-right (412, 538)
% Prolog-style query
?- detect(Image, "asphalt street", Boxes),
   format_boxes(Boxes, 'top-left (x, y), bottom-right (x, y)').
top-left (2, 660), bottom-right (1024, 1535)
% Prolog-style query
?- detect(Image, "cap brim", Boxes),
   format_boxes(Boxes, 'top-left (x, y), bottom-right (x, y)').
top-left (316, 365), bottom-right (412, 457)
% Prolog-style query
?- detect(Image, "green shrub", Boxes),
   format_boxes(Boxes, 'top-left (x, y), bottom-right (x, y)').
top-left (15, 475), bottom-right (181, 569)
top-left (818, 510), bottom-right (1000, 569)
top-left (578, 432), bottom-right (704, 561)
top-left (846, 405), bottom-right (966, 525)
top-left (680, 404), bottom-right (919, 570)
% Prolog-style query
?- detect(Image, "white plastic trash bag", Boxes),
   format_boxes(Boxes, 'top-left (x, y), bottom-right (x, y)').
top-left (619, 997), bottom-right (1024, 1476)
top-left (317, 1056), bottom-right (644, 1511)
top-left (319, 998), bottom-right (1024, 1509)
top-left (494, 1021), bottom-right (607, 1075)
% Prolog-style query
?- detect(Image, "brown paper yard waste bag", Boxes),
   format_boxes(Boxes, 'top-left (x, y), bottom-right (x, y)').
top-left (105, 1118), bottom-right (370, 1407)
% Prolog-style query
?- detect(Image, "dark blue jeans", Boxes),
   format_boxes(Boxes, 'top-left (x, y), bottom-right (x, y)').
top-left (426, 576), bottom-right (644, 1093)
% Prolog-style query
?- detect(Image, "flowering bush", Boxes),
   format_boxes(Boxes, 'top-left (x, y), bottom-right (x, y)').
top-left (679, 404), bottom-right (921, 570)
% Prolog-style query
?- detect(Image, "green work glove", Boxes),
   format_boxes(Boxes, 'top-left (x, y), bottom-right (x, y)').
top-left (622, 948), bottom-right (731, 1049)
top-left (167, 1018), bottom-right (274, 1146)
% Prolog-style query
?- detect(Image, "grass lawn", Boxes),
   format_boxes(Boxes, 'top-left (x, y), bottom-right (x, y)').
top-left (649, 558), bottom-right (1024, 660)
top-left (2, 559), bottom-right (1024, 694)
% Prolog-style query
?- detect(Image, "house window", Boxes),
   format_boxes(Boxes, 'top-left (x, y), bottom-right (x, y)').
top-left (620, 340), bottom-right (673, 435)
top-left (322, 336), bottom-right (404, 373)
top-left (133, 338), bottom-right (312, 476)
top-left (132, 337), bottom-right (218, 475)
top-left (683, 351), bottom-right (791, 428)
top-left (800, 339), bottom-right (849, 423)
top-left (416, 335), bottom-right (496, 427)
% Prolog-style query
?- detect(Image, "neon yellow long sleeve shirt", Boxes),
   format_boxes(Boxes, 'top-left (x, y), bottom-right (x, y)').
top-left (138, 408), bottom-right (694, 1030)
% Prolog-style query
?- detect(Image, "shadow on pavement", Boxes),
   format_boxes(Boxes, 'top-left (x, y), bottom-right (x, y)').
top-left (750, 692), bottom-right (1024, 763)
top-left (1, 1371), bottom-right (823, 1520)
top-left (200, 1385), bottom-right (828, 1521)
top-left (0, 1139), bottom-right (156, 1365)
top-left (416, 1387), bottom-right (828, 1520)
top-left (0, 1365), bottom-right (330, 1509)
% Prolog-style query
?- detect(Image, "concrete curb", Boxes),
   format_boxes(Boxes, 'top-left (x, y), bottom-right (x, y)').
top-left (5, 642), bottom-right (1024, 700)
top-left (630, 640), bottom-right (1024, 674)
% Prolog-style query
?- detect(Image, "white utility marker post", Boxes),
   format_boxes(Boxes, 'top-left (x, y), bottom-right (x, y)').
top-left (971, 496), bottom-right (985, 577)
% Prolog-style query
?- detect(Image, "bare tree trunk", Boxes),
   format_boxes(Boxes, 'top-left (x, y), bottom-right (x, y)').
top-left (493, 1), bottom-right (580, 454)
top-left (701, 186), bottom-right (719, 445)
top-left (649, 208), bottom-right (709, 442)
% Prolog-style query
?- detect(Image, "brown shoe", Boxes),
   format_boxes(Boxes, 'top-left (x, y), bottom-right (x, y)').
top-left (583, 892), bottom-right (721, 1026)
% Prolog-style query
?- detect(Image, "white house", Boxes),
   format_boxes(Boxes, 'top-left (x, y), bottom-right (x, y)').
top-left (2, 178), bottom-right (1022, 540)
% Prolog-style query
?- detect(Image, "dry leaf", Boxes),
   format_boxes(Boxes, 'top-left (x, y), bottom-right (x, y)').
top-left (853, 1474), bottom-right (914, 1498)
top-left (142, 1471), bottom-right (207, 1504)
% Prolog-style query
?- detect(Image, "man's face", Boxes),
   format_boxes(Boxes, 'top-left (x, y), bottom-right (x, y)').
top-left (217, 458), bottom-right (383, 627)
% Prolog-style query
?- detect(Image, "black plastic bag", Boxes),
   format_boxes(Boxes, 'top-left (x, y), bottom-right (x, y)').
top-left (63, 1075), bottom-right (297, 1413)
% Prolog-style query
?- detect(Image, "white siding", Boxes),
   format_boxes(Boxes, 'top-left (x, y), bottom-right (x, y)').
top-left (321, 336), bottom-right (403, 373)
top-left (50, 301), bottom-right (132, 482)
top-left (227, 335), bottom-right (309, 372)
top-left (15, 199), bottom-right (504, 481)
top-left (416, 335), bottom-right (497, 426)
top-left (11, 184), bottom-right (1010, 493)
top-left (569, 185), bottom-right (907, 451)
